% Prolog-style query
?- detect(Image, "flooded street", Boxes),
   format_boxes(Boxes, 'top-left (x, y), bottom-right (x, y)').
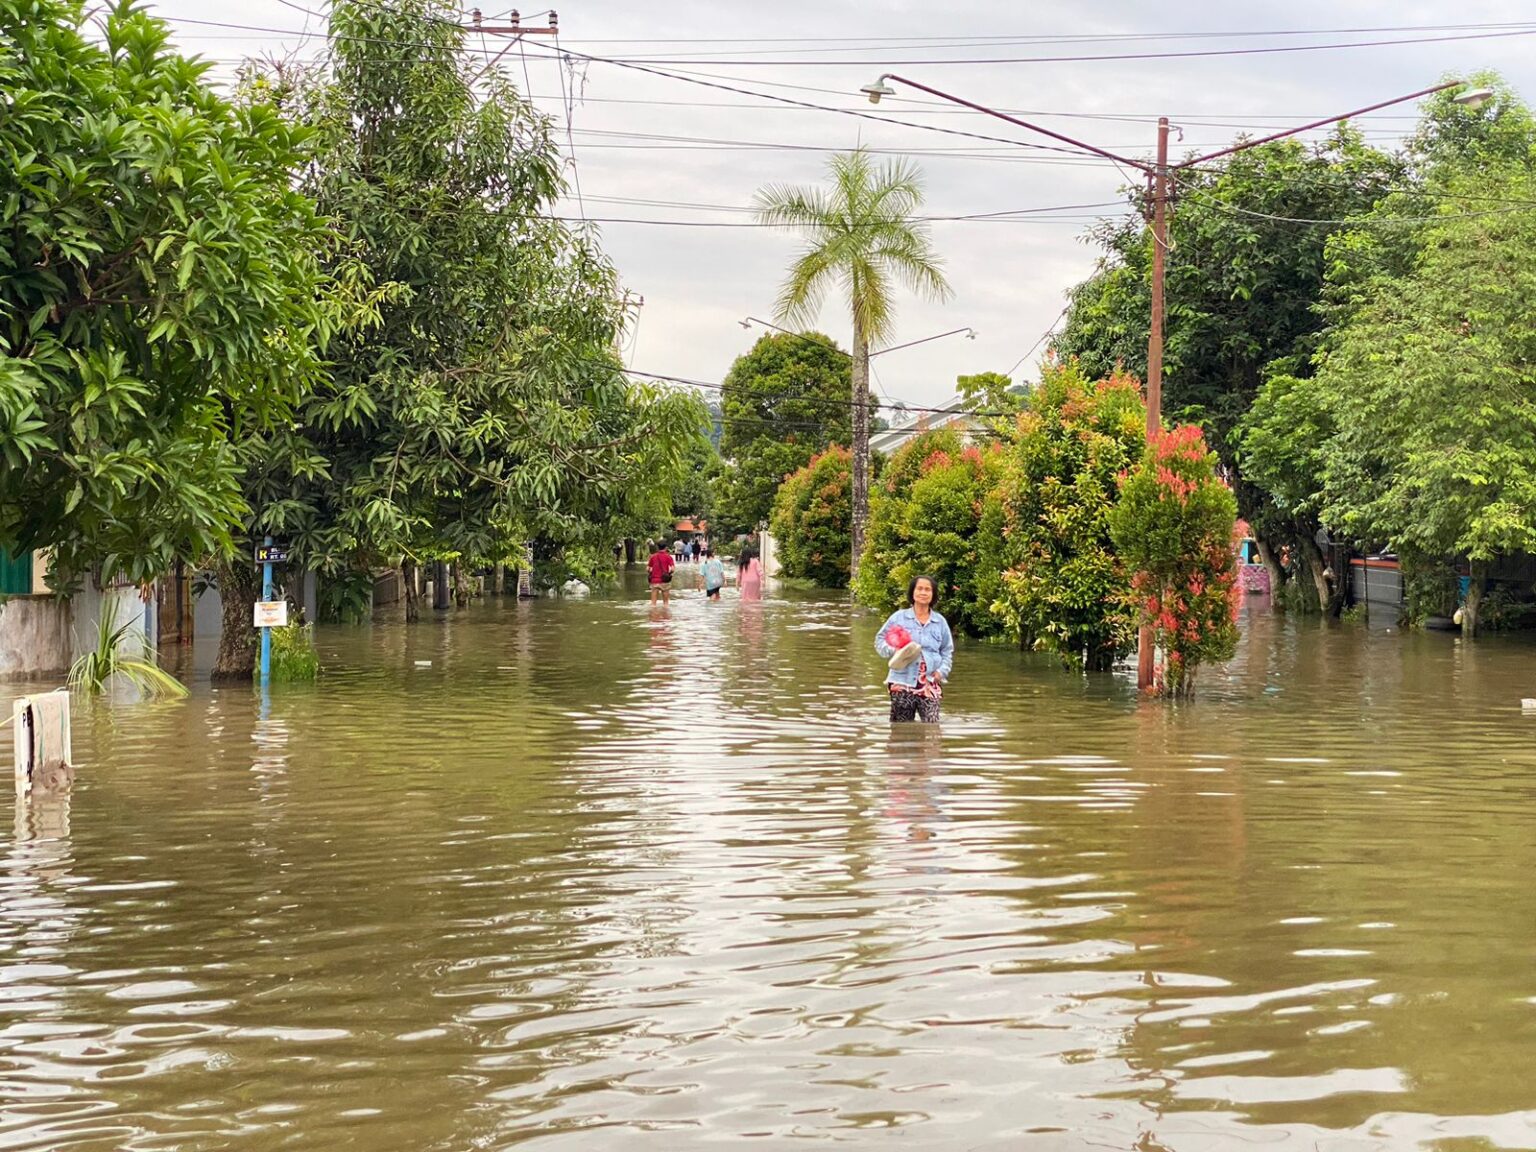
top-left (4, 575), bottom-right (1536, 1150)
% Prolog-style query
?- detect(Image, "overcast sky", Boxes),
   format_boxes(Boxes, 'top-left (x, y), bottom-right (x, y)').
top-left (154, 1), bottom-right (1536, 410)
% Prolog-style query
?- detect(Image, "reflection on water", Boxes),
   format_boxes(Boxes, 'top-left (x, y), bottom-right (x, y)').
top-left (2, 575), bottom-right (1536, 1150)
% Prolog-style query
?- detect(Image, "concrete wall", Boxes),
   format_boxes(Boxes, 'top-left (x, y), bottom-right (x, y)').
top-left (0, 598), bottom-right (71, 680)
top-left (0, 584), bottom-right (153, 682)
top-left (759, 531), bottom-right (781, 578)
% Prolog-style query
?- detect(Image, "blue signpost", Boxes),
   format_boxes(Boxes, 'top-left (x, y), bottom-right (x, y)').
top-left (259, 535), bottom-right (274, 688)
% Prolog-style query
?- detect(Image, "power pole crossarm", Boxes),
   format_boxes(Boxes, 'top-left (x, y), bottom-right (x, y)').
top-left (472, 9), bottom-right (559, 36)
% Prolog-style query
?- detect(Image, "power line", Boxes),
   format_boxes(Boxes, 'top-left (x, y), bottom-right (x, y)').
top-left (1006, 306), bottom-right (1071, 379)
top-left (514, 42), bottom-right (1112, 162)
top-left (548, 20), bottom-right (1536, 47)
top-left (539, 24), bottom-right (1536, 66)
top-left (622, 366), bottom-right (1019, 421)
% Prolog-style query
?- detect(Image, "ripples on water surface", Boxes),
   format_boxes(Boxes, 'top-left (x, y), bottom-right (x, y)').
top-left (3, 578), bottom-right (1536, 1150)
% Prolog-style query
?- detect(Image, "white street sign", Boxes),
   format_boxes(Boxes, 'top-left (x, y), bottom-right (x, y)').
top-left (254, 600), bottom-right (288, 628)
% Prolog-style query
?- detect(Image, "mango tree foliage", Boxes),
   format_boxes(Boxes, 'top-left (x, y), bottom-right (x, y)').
top-left (214, 0), bottom-right (699, 671)
top-left (0, 0), bottom-right (329, 588)
top-left (853, 429), bottom-right (1003, 637)
top-left (770, 447), bottom-right (852, 588)
top-left (1110, 426), bottom-right (1239, 696)
top-left (985, 362), bottom-right (1145, 670)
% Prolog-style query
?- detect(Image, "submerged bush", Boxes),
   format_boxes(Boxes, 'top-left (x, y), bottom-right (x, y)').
top-left (258, 621), bottom-right (320, 682)
top-left (1109, 425), bottom-right (1240, 695)
top-left (69, 608), bottom-right (188, 699)
top-left (770, 446), bottom-right (852, 588)
top-left (854, 429), bottom-right (1002, 636)
top-left (987, 362), bottom-right (1146, 670)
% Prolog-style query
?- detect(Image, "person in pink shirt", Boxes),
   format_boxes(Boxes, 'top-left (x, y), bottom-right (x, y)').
top-left (736, 544), bottom-right (762, 601)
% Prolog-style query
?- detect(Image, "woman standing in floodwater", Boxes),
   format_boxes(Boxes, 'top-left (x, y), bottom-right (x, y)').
top-left (874, 575), bottom-right (953, 723)
top-left (737, 545), bottom-right (762, 601)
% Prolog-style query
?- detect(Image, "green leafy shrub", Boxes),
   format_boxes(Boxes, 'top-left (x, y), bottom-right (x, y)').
top-left (259, 622), bottom-right (320, 682)
top-left (854, 429), bottom-right (1003, 636)
top-left (770, 446), bottom-right (852, 588)
top-left (986, 362), bottom-right (1145, 670)
top-left (1109, 425), bottom-right (1240, 696)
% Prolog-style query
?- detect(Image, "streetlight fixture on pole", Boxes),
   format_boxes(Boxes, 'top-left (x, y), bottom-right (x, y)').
top-left (740, 316), bottom-right (977, 356)
top-left (863, 73), bottom-right (1491, 689)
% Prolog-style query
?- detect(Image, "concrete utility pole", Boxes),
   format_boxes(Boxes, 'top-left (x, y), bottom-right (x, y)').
top-left (1136, 117), bottom-right (1170, 693)
top-left (863, 72), bottom-right (1488, 690)
top-left (465, 9), bottom-right (560, 80)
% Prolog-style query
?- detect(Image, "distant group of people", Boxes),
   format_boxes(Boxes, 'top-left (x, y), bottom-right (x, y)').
top-left (646, 540), bottom-right (761, 606)
top-left (669, 536), bottom-right (707, 564)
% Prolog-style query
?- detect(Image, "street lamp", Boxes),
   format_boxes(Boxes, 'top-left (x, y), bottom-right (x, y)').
top-left (866, 72), bottom-right (1485, 689)
top-left (872, 326), bottom-right (977, 357)
top-left (740, 317), bottom-right (976, 355)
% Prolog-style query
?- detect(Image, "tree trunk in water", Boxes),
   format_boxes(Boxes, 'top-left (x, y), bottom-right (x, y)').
top-left (402, 561), bottom-right (419, 623)
top-left (1254, 537), bottom-right (1285, 605)
top-left (849, 315), bottom-right (870, 585)
top-left (1297, 533), bottom-right (1339, 617)
top-left (1463, 561), bottom-right (1486, 637)
top-left (211, 558), bottom-right (261, 682)
top-left (432, 561), bottom-right (450, 610)
top-left (1085, 638), bottom-right (1116, 673)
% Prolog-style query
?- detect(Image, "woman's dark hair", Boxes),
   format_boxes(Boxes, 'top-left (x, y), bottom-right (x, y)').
top-left (907, 573), bottom-right (940, 608)
top-left (738, 544), bottom-right (756, 570)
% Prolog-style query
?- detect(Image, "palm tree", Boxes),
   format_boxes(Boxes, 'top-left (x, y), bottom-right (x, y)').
top-left (754, 149), bottom-right (951, 581)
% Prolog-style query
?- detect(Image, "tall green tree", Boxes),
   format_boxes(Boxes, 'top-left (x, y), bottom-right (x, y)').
top-left (0, 0), bottom-right (330, 589)
top-left (215, 0), bottom-right (698, 673)
top-left (1054, 129), bottom-right (1400, 605)
top-left (1235, 77), bottom-right (1536, 633)
top-left (714, 330), bottom-right (857, 537)
top-left (1313, 161), bottom-right (1536, 636)
top-left (755, 149), bottom-right (951, 582)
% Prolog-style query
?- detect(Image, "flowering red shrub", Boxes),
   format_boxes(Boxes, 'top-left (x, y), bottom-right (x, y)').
top-left (1109, 425), bottom-right (1240, 695)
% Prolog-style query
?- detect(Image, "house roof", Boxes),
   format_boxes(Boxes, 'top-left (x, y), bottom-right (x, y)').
top-left (869, 397), bottom-right (983, 454)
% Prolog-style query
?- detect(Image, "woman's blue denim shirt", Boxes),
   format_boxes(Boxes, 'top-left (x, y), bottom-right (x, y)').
top-left (874, 607), bottom-right (954, 688)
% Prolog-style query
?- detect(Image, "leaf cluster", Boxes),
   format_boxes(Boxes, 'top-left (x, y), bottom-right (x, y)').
top-left (853, 428), bottom-right (1003, 637)
top-left (770, 446), bottom-right (853, 588)
top-left (1109, 426), bottom-right (1240, 695)
top-left (985, 362), bottom-right (1146, 670)
top-left (0, 0), bottom-right (331, 589)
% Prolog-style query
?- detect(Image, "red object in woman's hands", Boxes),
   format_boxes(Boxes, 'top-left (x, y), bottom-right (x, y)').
top-left (884, 624), bottom-right (912, 650)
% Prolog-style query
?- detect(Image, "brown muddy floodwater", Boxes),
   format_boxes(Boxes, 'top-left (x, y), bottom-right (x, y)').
top-left (3, 572), bottom-right (1536, 1151)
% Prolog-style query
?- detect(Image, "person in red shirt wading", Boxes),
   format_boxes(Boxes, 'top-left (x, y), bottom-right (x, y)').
top-left (647, 541), bottom-right (676, 605)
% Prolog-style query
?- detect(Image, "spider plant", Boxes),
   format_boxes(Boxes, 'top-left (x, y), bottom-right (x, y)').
top-left (68, 610), bottom-right (188, 699)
